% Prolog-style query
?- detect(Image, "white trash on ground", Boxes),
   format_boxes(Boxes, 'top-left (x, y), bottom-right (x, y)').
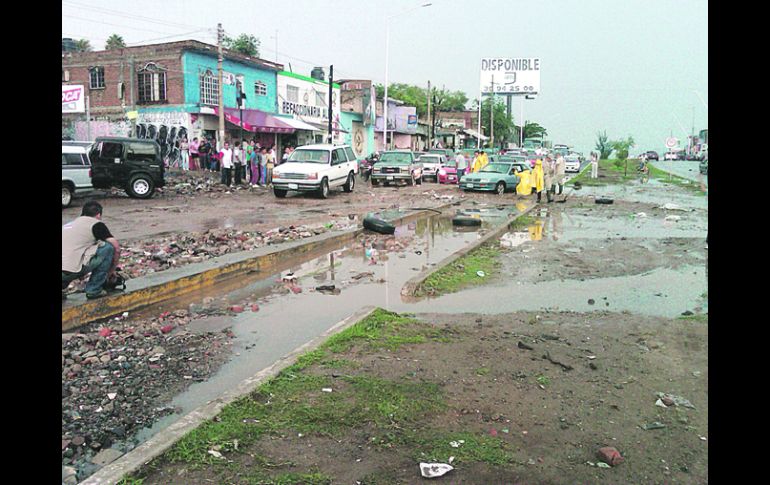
top-left (420, 462), bottom-right (454, 478)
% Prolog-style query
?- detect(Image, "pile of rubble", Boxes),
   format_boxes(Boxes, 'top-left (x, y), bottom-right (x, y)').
top-left (61, 309), bottom-right (235, 481)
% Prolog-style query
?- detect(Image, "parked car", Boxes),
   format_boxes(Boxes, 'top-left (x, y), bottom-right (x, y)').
top-left (645, 151), bottom-right (659, 161)
top-left (564, 154), bottom-right (581, 173)
top-left (371, 151), bottom-right (423, 186)
top-left (429, 148), bottom-right (454, 158)
top-left (459, 162), bottom-right (520, 195)
top-left (62, 143), bottom-right (94, 208)
top-left (418, 154), bottom-right (447, 182)
top-left (437, 160), bottom-right (459, 184)
top-left (272, 144), bottom-right (359, 198)
top-left (663, 151), bottom-right (678, 161)
top-left (89, 137), bottom-right (165, 199)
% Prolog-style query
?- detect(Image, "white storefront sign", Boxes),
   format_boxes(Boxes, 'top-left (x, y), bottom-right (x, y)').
top-left (480, 58), bottom-right (540, 94)
top-left (62, 85), bottom-right (85, 113)
top-left (277, 72), bottom-right (342, 143)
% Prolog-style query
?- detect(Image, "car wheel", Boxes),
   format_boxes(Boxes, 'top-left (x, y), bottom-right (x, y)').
top-left (319, 178), bottom-right (329, 199)
top-left (127, 174), bottom-right (155, 199)
top-left (343, 172), bottom-right (355, 192)
top-left (371, 179), bottom-right (379, 187)
top-left (495, 181), bottom-right (506, 195)
top-left (274, 188), bottom-right (287, 198)
top-left (62, 184), bottom-right (73, 208)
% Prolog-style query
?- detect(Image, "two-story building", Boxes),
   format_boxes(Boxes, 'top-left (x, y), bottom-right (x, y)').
top-left (275, 69), bottom-right (343, 148)
top-left (338, 79), bottom-right (376, 158)
top-left (62, 40), bottom-right (295, 162)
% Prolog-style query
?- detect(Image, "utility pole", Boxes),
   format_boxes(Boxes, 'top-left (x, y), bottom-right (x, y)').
top-left (85, 95), bottom-right (91, 141)
top-left (328, 65), bottom-right (334, 143)
top-left (217, 23), bottom-right (225, 150)
top-left (129, 56), bottom-right (136, 137)
top-left (427, 80), bottom-right (431, 150)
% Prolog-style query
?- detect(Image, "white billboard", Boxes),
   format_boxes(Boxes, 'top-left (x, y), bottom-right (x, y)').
top-left (62, 85), bottom-right (85, 113)
top-left (480, 58), bottom-right (540, 95)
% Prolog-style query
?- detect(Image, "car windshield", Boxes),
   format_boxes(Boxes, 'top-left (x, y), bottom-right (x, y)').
top-left (379, 152), bottom-right (412, 164)
top-left (444, 161), bottom-right (457, 168)
top-left (288, 149), bottom-right (330, 164)
top-left (420, 156), bottom-right (441, 163)
top-left (480, 163), bottom-right (510, 174)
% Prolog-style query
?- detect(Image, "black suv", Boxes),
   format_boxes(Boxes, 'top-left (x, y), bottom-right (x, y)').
top-left (89, 137), bottom-right (165, 198)
top-left (645, 151), bottom-right (659, 161)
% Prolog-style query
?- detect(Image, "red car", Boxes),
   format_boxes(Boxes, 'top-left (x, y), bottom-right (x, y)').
top-left (437, 161), bottom-right (459, 184)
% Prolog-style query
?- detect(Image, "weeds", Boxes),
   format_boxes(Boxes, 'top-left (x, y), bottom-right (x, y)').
top-left (417, 244), bottom-right (502, 297)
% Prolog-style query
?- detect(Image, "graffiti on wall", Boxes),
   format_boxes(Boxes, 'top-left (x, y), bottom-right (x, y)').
top-left (72, 119), bottom-right (131, 141)
top-left (136, 112), bottom-right (190, 167)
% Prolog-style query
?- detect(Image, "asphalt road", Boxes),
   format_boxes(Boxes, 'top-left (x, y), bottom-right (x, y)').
top-left (650, 160), bottom-right (705, 183)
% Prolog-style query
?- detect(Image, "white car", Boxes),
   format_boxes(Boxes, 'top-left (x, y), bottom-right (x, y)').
top-left (417, 154), bottom-right (446, 181)
top-left (564, 155), bottom-right (581, 173)
top-left (271, 144), bottom-right (359, 199)
top-left (62, 143), bottom-right (94, 208)
top-left (663, 151), bottom-right (678, 161)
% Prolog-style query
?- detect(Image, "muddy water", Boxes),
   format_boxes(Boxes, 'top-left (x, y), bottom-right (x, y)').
top-left (133, 197), bottom-right (708, 447)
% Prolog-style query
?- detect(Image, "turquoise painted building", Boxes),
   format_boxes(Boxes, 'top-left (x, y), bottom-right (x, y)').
top-left (339, 111), bottom-right (376, 158)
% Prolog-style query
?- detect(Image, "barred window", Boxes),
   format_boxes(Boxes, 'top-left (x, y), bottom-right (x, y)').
top-left (254, 81), bottom-right (267, 97)
top-left (137, 63), bottom-right (167, 104)
top-left (287, 85), bottom-right (299, 103)
top-left (89, 66), bottom-right (105, 89)
top-left (200, 69), bottom-right (219, 106)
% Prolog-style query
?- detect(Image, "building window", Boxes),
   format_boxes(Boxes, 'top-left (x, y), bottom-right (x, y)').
top-left (315, 90), bottom-right (325, 107)
top-left (254, 81), bottom-right (267, 97)
top-left (200, 69), bottom-right (219, 106)
top-left (287, 85), bottom-right (299, 103)
top-left (137, 63), bottom-right (167, 104)
top-left (89, 66), bottom-right (105, 89)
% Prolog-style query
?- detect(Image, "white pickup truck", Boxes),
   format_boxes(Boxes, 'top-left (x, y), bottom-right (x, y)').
top-left (271, 144), bottom-right (360, 199)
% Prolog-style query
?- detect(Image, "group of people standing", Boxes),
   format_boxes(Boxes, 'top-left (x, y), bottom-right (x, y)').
top-left (529, 154), bottom-right (566, 202)
top-left (172, 137), bottom-right (295, 188)
top-left (451, 150), bottom-right (489, 179)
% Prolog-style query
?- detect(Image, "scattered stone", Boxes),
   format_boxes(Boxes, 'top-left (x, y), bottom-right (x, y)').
top-left (91, 448), bottom-right (123, 466)
top-left (597, 447), bottom-right (624, 466)
top-left (231, 305), bottom-right (244, 313)
top-left (588, 299), bottom-right (595, 305)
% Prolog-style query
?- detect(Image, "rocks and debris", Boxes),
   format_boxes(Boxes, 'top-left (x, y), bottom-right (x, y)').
top-left (517, 341), bottom-right (534, 351)
top-left (656, 392), bottom-right (695, 409)
top-left (596, 446), bottom-right (624, 466)
top-left (641, 421), bottom-right (667, 430)
top-left (658, 203), bottom-right (691, 211)
top-left (420, 462), bottom-right (454, 478)
top-left (543, 351), bottom-right (573, 371)
top-left (351, 271), bottom-right (374, 280)
top-left (61, 309), bottom-right (234, 478)
top-left (664, 215), bottom-right (682, 222)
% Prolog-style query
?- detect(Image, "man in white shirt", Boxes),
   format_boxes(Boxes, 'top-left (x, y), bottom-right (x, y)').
top-left (220, 141), bottom-right (233, 186)
top-left (454, 152), bottom-right (468, 179)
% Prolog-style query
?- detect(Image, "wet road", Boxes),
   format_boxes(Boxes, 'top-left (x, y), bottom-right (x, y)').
top-left (650, 160), bottom-right (706, 185)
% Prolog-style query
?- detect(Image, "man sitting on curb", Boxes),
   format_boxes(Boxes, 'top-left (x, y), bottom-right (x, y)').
top-left (62, 201), bottom-right (121, 300)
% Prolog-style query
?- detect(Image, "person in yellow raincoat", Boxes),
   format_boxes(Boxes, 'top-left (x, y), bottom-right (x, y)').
top-left (515, 166), bottom-right (532, 195)
top-left (531, 159), bottom-right (545, 202)
top-left (471, 151), bottom-right (482, 173)
top-left (479, 150), bottom-right (489, 170)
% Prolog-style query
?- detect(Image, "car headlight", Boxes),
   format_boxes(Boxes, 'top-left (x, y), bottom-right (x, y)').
top-left (306, 173), bottom-right (318, 180)
top-left (373, 167), bottom-right (380, 172)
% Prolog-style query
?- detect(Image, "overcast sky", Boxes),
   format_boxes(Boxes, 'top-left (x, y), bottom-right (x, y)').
top-left (62, 0), bottom-right (708, 154)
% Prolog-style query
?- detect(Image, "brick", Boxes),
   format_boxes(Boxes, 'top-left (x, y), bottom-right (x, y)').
top-left (597, 447), bottom-right (624, 466)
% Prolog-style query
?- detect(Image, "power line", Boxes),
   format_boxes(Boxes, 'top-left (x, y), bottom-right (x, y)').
top-left (62, 14), bottom-right (181, 35)
top-left (61, 0), bottom-right (208, 31)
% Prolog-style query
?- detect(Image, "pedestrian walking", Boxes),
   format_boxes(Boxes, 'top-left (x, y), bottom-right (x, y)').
top-left (180, 137), bottom-right (190, 171)
top-left (532, 158), bottom-right (545, 202)
top-left (554, 154), bottom-right (566, 195)
top-left (220, 141), bottom-right (233, 186)
top-left (544, 155), bottom-right (556, 203)
top-left (454, 151), bottom-right (467, 179)
top-left (190, 137), bottom-right (199, 171)
top-left (591, 152), bottom-right (599, 179)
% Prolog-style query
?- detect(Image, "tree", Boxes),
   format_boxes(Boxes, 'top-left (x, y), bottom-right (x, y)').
top-left (471, 97), bottom-right (514, 148)
top-left (610, 135), bottom-right (635, 175)
top-left (223, 34), bottom-right (260, 57)
top-left (105, 34), bottom-right (126, 50)
top-left (595, 130), bottom-right (612, 159)
top-left (522, 121), bottom-right (547, 140)
top-left (74, 39), bottom-right (92, 52)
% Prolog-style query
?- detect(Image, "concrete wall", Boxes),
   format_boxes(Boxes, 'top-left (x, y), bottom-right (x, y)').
top-left (340, 111), bottom-right (375, 158)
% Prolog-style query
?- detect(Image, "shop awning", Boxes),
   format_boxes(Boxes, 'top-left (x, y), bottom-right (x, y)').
top-left (278, 117), bottom-right (321, 131)
top-left (307, 121), bottom-right (350, 134)
top-left (215, 107), bottom-right (295, 134)
top-left (462, 128), bottom-right (489, 141)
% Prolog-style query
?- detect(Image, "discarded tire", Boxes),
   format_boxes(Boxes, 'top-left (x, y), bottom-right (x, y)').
top-left (595, 197), bottom-right (614, 204)
top-left (452, 216), bottom-right (482, 227)
top-left (363, 215), bottom-right (396, 234)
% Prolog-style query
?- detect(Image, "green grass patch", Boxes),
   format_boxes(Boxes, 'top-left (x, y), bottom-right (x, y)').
top-left (568, 158), bottom-right (707, 195)
top-left (476, 367), bottom-right (490, 376)
top-left (509, 214), bottom-right (537, 230)
top-left (417, 244), bottom-right (502, 297)
top-left (412, 431), bottom-right (517, 466)
top-left (116, 478), bottom-right (144, 485)
top-left (536, 375), bottom-right (551, 386)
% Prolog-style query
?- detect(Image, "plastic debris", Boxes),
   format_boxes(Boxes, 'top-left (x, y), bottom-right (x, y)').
top-left (658, 203), bottom-right (689, 211)
top-left (321, 388), bottom-right (333, 393)
top-left (664, 215), bottom-right (681, 222)
top-left (207, 449), bottom-right (224, 459)
top-left (476, 270), bottom-right (486, 277)
top-left (641, 421), bottom-right (667, 430)
top-left (419, 463), bottom-right (454, 478)
top-left (449, 440), bottom-right (464, 448)
top-left (635, 212), bottom-right (647, 218)
top-left (597, 462), bottom-right (611, 469)
top-left (597, 446), bottom-right (624, 466)
top-left (655, 399), bottom-right (668, 408)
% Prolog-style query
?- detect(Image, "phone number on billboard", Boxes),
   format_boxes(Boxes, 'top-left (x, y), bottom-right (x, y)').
top-left (483, 85), bottom-right (536, 93)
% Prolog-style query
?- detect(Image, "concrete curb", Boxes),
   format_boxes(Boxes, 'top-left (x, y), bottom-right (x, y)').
top-left (401, 201), bottom-right (539, 298)
top-left (79, 306), bottom-right (378, 485)
top-left (62, 204), bottom-right (452, 331)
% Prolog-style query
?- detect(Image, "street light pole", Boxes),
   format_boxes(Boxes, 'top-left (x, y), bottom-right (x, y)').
top-left (384, 2), bottom-right (431, 151)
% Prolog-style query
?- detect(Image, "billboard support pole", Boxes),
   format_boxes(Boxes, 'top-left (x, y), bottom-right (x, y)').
top-left (477, 88), bottom-right (482, 149)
